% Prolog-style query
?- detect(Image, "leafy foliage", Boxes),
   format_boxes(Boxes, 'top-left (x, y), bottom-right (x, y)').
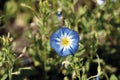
top-left (0, 0), bottom-right (120, 80)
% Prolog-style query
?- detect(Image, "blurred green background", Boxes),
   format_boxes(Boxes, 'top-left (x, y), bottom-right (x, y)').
top-left (0, 0), bottom-right (120, 80)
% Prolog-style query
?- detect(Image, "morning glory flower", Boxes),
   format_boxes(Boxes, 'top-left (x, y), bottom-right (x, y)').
top-left (50, 27), bottom-right (80, 56)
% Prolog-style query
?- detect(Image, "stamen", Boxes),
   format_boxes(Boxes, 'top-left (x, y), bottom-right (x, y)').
top-left (61, 38), bottom-right (69, 47)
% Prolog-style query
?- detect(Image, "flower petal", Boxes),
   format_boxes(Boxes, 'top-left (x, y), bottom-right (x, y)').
top-left (50, 39), bottom-right (61, 54)
top-left (59, 48), bottom-right (72, 56)
top-left (61, 27), bottom-right (71, 35)
top-left (69, 43), bottom-right (79, 54)
top-left (68, 30), bottom-right (80, 42)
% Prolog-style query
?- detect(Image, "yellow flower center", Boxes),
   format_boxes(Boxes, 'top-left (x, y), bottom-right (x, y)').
top-left (61, 38), bottom-right (69, 47)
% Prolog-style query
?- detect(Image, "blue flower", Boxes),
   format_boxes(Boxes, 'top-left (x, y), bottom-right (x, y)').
top-left (50, 27), bottom-right (80, 56)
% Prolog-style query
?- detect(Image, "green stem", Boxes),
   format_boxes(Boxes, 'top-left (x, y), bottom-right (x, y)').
top-left (102, 73), bottom-right (109, 80)
top-left (87, 75), bottom-right (98, 80)
top-left (9, 66), bottom-right (13, 80)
